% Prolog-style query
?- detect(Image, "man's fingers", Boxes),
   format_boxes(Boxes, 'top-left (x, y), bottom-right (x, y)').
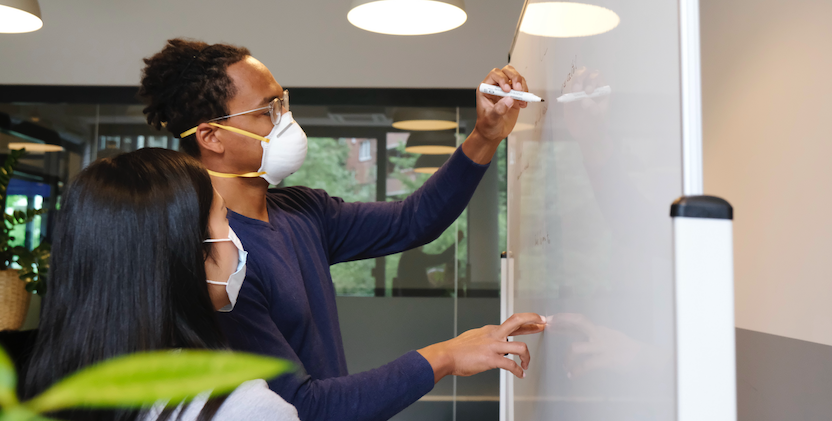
top-left (497, 312), bottom-right (547, 337)
top-left (494, 355), bottom-right (525, 379)
top-left (496, 341), bottom-right (531, 370)
top-left (502, 65), bottom-right (527, 92)
top-left (500, 65), bottom-right (529, 108)
top-left (483, 68), bottom-right (512, 92)
top-left (490, 96), bottom-right (514, 118)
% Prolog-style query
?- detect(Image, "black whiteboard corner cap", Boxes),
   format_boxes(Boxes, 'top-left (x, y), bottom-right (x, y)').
top-left (670, 195), bottom-right (733, 220)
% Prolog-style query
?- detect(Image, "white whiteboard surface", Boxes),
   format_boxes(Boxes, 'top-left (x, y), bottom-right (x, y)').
top-left (506, 0), bottom-right (685, 419)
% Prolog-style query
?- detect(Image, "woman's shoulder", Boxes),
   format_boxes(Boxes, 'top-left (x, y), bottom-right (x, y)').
top-left (213, 379), bottom-right (299, 421)
top-left (143, 379), bottom-right (298, 421)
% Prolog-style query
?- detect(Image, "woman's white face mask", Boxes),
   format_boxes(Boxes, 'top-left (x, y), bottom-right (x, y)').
top-left (195, 112), bottom-right (308, 185)
top-left (204, 227), bottom-right (247, 312)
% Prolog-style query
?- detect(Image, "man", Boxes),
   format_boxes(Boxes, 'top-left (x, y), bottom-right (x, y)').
top-left (140, 38), bottom-right (545, 421)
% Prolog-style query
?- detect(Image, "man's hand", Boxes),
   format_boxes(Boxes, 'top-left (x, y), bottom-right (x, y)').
top-left (417, 312), bottom-right (546, 383)
top-left (462, 65), bottom-right (529, 164)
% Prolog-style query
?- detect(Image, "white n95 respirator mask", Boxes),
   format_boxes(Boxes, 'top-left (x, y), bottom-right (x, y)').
top-left (204, 227), bottom-right (248, 312)
top-left (183, 111), bottom-right (308, 185)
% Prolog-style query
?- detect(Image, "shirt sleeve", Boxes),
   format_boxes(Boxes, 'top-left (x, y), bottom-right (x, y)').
top-left (216, 269), bottom-right (435, 421)
top-left (322, 147), bottom-right (489, 264)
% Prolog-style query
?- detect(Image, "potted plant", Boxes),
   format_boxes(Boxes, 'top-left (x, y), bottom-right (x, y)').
top-left (0, 149), bottom-right (49, 331)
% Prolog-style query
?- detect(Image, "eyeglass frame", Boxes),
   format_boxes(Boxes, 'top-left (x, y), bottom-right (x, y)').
top-left (207, 89), bottom-right (289, 126)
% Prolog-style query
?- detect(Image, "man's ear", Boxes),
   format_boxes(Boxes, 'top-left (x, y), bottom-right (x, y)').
top-left (195, 122), bottom-right (225, 155)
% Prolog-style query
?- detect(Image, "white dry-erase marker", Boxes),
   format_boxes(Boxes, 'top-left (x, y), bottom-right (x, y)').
top-left (479, 83), bottom-right (545, 102)
top-left (556, 85), bottom-right (611, 103)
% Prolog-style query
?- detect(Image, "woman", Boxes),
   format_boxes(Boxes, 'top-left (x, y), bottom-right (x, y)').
top-left (23, 148), bottom-right (298, 421)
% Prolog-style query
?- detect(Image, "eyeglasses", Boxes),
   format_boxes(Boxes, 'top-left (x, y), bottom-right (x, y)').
top-left (208, 90), bottom-right (289, 126)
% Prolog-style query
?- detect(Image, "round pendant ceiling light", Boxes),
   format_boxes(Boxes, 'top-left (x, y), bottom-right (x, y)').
top-left (0, 0), bottom-right (43, 33)
top-left (405, 130), bottom-right (457, 155)
top-left (8, 142), bottom-right (63, 153)
top-left (5, 120), bottom-right (64, 153)
top-left (414, 154), bottom-right (450, 174)
top-left (348, 0), bottom-right (467, 36)
top-left (520, 2), bottom-right (619, 38)
top-left (392, 108), bottom-right (457, 131)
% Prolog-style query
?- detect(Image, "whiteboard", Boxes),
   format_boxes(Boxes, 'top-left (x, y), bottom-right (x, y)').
top-left (506, 0), bottom-right (689, 419)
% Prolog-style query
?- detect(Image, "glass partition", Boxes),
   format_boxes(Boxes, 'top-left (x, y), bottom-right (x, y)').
top-left (0, 92), bottom-right (504, 421)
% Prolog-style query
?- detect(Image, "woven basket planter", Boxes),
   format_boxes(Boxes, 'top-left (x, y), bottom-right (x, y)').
top-left (0, 269), bottom-right (31, 331)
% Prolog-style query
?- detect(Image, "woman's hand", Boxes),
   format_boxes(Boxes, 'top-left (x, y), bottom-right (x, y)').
top-left (418, 312), bottom-right (547, 382)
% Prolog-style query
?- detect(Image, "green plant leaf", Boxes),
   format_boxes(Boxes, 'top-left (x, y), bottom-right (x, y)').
top-left (0, 406), bottom-right (56, 421)
top-left (23, 283), bottom-right (38, 294)
top-left (25, 350), bottom-right (294, 414)
top-left (0, 347), bottom-right (18, 409)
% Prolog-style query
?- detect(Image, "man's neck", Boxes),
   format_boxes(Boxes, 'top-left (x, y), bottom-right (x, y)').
top-left (211, 176), bottom-right (270, 223)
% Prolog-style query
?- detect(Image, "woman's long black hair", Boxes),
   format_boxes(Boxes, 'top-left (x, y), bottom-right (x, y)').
top-left (23, 148), bottom-right (226, 420)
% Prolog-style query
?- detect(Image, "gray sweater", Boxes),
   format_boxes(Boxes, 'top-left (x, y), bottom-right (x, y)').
top-left (143, 379), bottom-right (299, 421)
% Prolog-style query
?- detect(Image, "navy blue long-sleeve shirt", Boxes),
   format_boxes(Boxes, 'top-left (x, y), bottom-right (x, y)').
top-left (217, 147), bottom-right (489, 421)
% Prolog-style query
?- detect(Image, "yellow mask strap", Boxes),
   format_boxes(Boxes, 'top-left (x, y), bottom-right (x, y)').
top-left (179, 123), bottom-right (270, 179)
top-left (206, 169), bottom-right (267, 179)
top-left (180, 122), bottom-right (270, 143)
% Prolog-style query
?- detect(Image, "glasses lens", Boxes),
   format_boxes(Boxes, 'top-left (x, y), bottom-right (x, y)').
top-left (283, 90), bottom-right (290, 112)
top-left (270, 97), bottom-right (281, 126)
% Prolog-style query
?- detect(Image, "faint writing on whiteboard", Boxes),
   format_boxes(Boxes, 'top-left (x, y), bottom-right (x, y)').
top-left (534, 232), bottom-right (551, 246)
top-left (533, 101), bottom-right (549, 127)
top-left (516, 162), bottom-right (530, 180)
top-left (561, 55), bottom-right (578, 94)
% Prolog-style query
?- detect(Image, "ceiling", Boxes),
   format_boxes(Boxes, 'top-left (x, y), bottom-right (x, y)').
top-left (0, 0), bottom-right (526, 89)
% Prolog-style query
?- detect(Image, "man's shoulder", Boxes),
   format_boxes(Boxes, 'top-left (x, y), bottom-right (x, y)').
top-left (266, 186), bottom-right (332, 212)
top-left (267, 185), bottom-right (329, 202)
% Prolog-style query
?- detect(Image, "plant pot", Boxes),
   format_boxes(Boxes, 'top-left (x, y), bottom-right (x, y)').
top-left (0, 269), bottom-right (31, 331)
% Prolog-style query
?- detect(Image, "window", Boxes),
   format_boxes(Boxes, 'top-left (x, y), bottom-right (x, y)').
top-left (358, 139), bottom-right (372, 162)
top-left (0, 91), bottom-right (501, 420)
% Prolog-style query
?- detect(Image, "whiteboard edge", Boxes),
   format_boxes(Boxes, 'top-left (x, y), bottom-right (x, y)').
top-left (680, 0), bottom-right (704, 195)
top-left (508, 0), bottom-right (530, 62)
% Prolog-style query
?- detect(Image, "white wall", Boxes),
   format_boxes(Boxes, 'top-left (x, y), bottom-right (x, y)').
top-left (701, 0), bottom-right (832, 346)
top-left (0, 0), bottom-right (524, 88)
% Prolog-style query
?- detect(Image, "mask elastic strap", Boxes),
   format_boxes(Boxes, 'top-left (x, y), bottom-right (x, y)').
top-left (180, 122), bottom-right (271, 143)
top-left (207, 169), bottom-right (267, 179)
top-left (180, 123), bottom-right (271, 179)
top-left (206, 280), bottom-right (229, 286)
top-left (204, 238), bottom-right (232, 243)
